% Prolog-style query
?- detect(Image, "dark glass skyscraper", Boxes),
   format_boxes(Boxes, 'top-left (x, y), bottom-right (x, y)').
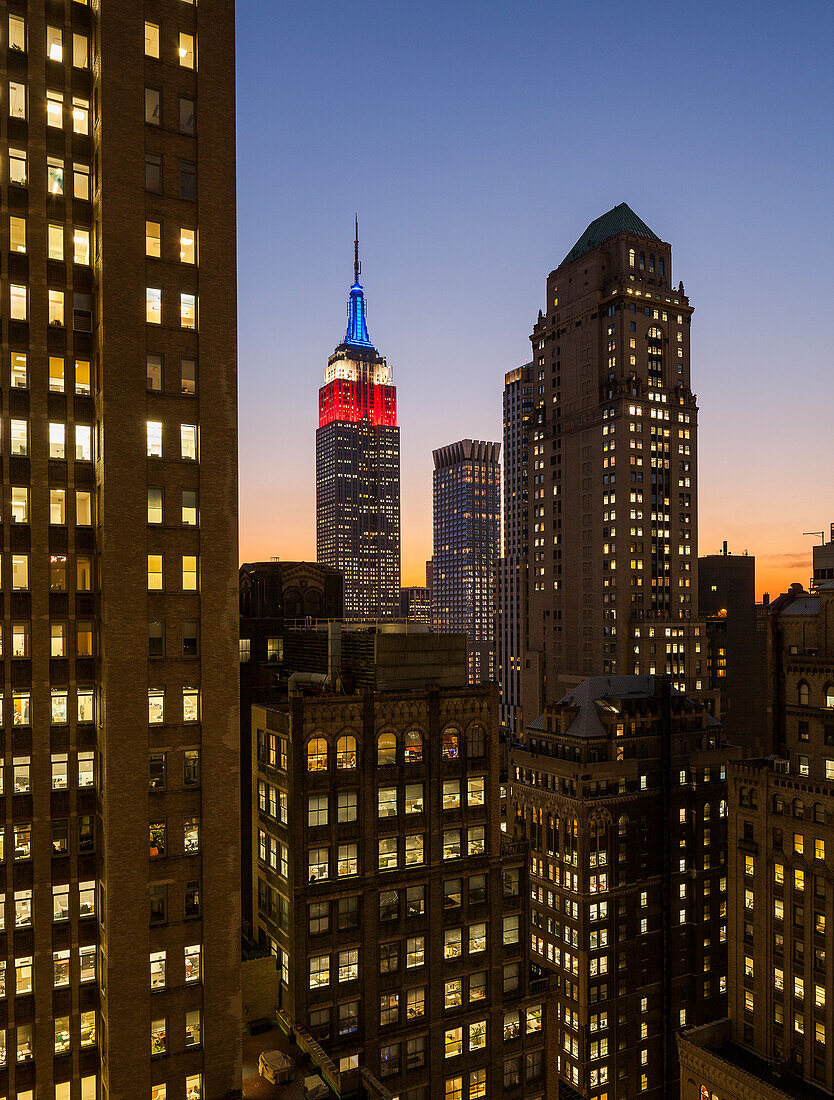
top-left (432, 439), bottom-right (501, 683)
top-left (316, 224), bottom-right (400, 619)
top-left (498, 363), bottom-right (534, 734)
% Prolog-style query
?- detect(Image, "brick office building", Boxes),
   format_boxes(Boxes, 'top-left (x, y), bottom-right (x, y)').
top-left (0, 3), bottom-right (240, 1098)
top-left (679, 582), bottom-right (834, 1098)
top-left (251, 644), bottom-right (551, 1100)
top-left (511, 676), bottom-right (739, 1099)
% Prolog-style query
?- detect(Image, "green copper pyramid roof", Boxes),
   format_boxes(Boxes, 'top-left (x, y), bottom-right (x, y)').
top-left (561, 203), bottom-right (660, 267)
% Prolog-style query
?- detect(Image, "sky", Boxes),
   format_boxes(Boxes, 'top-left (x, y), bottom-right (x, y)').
top-left (236, 0), bottom-right (834, 599)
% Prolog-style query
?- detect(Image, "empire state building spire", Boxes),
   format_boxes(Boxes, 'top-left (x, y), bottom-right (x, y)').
top-left (345, 214), bottom-right (374, 349)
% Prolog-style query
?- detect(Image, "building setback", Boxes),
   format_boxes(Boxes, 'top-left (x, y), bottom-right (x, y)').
top-left (522, 204), bottom-right (705, 718)
top-left (432, 439), bottom-right (501, 685)
top-left (698, 547), bottom-right (768, 756)
top-left (498, 362), bottom-right (534, 735)
top-left (251, 664), bottom-right (552, 1100)
top-left (0, 2), bottom-right (241, 1097)
top-left (511, 676), bottom-right (739, 1100)
top-left (679, 581), bottom-right (834, 1099)
top-left (316, 224), bottom-right (400, 621)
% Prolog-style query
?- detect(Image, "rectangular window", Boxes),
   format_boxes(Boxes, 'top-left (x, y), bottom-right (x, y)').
top-left (148, 488), bottom-right (163, 524)
top-left (11, 353), bottom-right (27, 388)
top-left (10, 285), bottom-right (27, 321)
top-left (75, 359), bottom-right (91, 394)
top-left (147, 352), bottom-right (163, 391)
top-left (179, 32), bottom-right (195, 68)
top-left (181, 424), bottom-right (198, 460)
top-left (145, 21), bottom-right (160, 58)
top-left (180, 229), bottom-right (197, 264)
top-left (72, 97), bottom-right (89, 135)
top-left (73, 33), bottom-right (88, 68)
top-left (179, 96), bottom-right (195, 134)
top-left (49, 355), bottom-right (65, 391)
top-left (147, 422), bottom-right (163, 457)
top-left (182, 556), bottom-right (198, 591)
top-left (180, 293), bottom-right (197, 329)
top-left (9, 82), bottom-right (27, 120)
top-left (146, 153), bottom-right (162, 193)
top-left (11, 148), bottom-right (28, 186)
top-left (181, 358), bottom-right (197, 395)
top-left (74, 228), bottom-right (90, 265)
top-left (146, 287), bottom-right (162, 325)
top-left (9, 216), bottom-right (26, 253)
top-left (148, 556), bottom-right (163, 591)
top-left (75, 424), bottom-right (92, 460)
top-left (145, 87), bottom-right (161, 126)
top-left (146, 220), bottom-right (162, 258)
top-left (182, 489), bottom-right (198, 526)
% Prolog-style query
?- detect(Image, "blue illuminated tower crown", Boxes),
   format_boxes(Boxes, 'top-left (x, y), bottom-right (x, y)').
top-left (344, 214), bottom-right (375, 349)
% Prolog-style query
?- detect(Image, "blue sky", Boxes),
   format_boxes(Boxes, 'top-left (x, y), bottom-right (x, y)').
top-left (236, 0), bottom-right (834, 592)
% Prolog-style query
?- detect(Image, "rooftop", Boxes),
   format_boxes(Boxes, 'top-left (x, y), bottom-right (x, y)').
top-left (561, 202), bottom-right (660, 266)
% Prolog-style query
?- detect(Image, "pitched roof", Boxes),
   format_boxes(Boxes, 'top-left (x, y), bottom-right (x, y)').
top-left (560, 203), bottom-right (660, 267)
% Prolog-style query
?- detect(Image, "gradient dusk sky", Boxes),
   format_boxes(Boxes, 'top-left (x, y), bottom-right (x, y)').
top-left (236, 0), bottom-right (834, 599)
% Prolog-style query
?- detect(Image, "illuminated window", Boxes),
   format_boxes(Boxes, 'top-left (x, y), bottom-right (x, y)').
top-left (146, 287), bottom-right (162, 324)
top-left (182, 555), bottom-right (198, 591)
top-left (178, 32), bottom-right (195, 69)
top-left (180, 292), bottom-right (197, 329)
top-left (9, 216), bottom-right (25, 253)
top-left (147, 421), bottom-right (163, 457)
top-left (146, 220), bottom-right (161, 258)
top-left (144, 21), bottom-right (160, 58)
top-left (180, 229), bottom-right (197, 264)
top-left (147, 555), bottom-right (163, 591)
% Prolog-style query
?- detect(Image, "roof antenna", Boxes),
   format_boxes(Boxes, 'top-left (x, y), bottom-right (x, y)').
top-left (354, 212), bottom-right (361, 284)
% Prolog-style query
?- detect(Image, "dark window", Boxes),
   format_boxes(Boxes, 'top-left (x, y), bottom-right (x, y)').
top-left (150, 884), bottom-right (167, 924)
top-left (149, 753), bottom-right (166, 791)
top-left (338, 895), bottom-right (359, 930)
top-left (178, 160), bottom-right (196, 200)
top-left (178, 96), bottom-right (195, 134)
top-left (379, 890), bottom-right (398, 922)
top-left (149, 620), bottom-right (164, 658)
top-left (78, 815), bottom-right (94, 852)
top-left (406, 885), bottom-right (424, 917)
top-left (145, 153), bottom-right (162, 193)
top-left (185, 880), bottom-right (200, 918)
top-left (52, 819), bottom-right (69, 856)
top-left (182, 619), bottom-right (199, 656)
top-left (145, 87), bottom-right (161, 125)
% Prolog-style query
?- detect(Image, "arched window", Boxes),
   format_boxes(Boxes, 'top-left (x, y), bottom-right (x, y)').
top-left (798, 681), bottom-right (810, 706)
top-left (404, 730), bottom-right (423, 763)
top-left (813, 803), bottom-right (825, 825)
top-left (793, 798), bottom-right (804, 820)
top-left (628, 248), bottom-right (635, 268)
top-left (468, 724), bottom-right (486, 757)
top-left (825, 684), bottom-right (834, 709)
top-left (336, 735), bottom-right (357, 769)
top-left (442, 728), bottom-right (459, 760)
top-left (719, 800), bottom-right (727, 818)
top-left (377, 732), bottom-right (397, 766)
top-left (639, 251), bottom-right (645, 270)
top-left (647, 326), bottom-right (663, 339)
top-left (618, 815), bottom-right (628, 837)
top-left (703, 803), bottom-right (711, 820)
top-left (306, 737), bottom-right (328, 772)
top-left (649, 253), bottom-right (655, 272)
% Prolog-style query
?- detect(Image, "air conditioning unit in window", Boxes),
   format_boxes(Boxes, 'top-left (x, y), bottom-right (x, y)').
top-left (773, 759), bottom-right (789, 775)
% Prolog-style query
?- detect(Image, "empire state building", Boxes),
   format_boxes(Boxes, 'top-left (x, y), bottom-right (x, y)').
top-left (316, 222), bottom-right (401, 619)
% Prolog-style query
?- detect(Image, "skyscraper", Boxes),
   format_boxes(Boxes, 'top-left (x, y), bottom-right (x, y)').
top-left (432, 440), bottom-right (501, 684)
top-left (498, 363), bottom-right (534, 734)
top-left (679, 580), bottom-right (834, 1098)
top-left (316, 223), bottom-right (400, 620)
top-left (511, 675), bottom-right (737, 1100)
top-left (0, 4), bottom-right (240, 1098)
top-left (522, 204), bottom-right (705, 717)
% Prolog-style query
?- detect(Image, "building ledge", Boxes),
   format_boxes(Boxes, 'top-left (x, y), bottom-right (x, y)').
top-left (678, 1020), bottom-right (832, 1100)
